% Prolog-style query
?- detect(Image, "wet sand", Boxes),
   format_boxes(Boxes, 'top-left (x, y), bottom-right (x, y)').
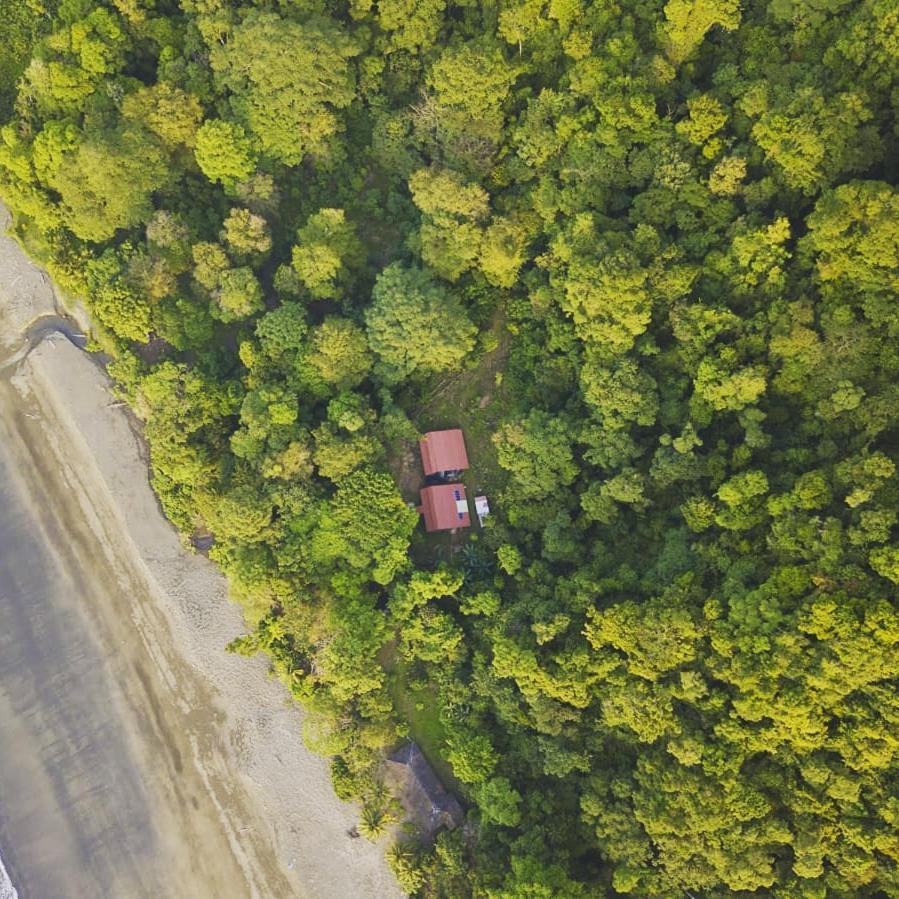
top-left (0, 204), bottom-right (400, 898)
top-left (0, 385), bottom-right (253, 898)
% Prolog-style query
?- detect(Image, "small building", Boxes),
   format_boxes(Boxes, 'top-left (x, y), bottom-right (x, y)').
top-left (383, 743), bottom-right (464, 838)
top-left (418, 484), bottom-right (471, 532)
top-left (474, 495), bottom-right (490, 527)
top-left (419, 429), bottom-right (469, 480)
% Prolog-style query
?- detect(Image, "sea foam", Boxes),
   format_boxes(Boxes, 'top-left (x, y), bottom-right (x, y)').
top-left (0, 852), bottom-right (17, 899)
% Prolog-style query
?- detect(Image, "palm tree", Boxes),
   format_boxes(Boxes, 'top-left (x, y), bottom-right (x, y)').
top-left (358, 800), bottom-right (396, 841)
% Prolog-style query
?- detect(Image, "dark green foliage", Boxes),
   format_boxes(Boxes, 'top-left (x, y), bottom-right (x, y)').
top-left (1, 0), bottom-right (898, 895)
top-left (0, 1), bottom-right (52, 118)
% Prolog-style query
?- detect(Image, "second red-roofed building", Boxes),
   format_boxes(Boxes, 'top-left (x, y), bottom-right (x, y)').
top-left (418, 483), bottom-right (471, 532)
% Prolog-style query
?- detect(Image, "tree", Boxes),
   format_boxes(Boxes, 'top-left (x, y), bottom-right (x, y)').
top-left (303, 317), bottom-right (373, 390)
top-left (192, 241), bottom-right (230, 291)
top-left (194, 119), bottom-right (258, 186)
top-left (584, 591), bottom-right (702, 681)
top-left (551, 240), bottom-right (653, 356)
top-left (407, 167), bottom-right (493, 280)
top-left (377, 0), bottom-right (445, 53)
top-left (210, 11), bottom-right (358, 164)
top-left (313, 469), bottom-right (418, 584)
top-left (493, 411), bottom-right (578, 501)
top-left (804, 181), bottom-right (899, 318)
top-left (313, 424), bottom-right (381, 481)
top-left (662, 0), bottom-right (741, 64)
top-left (479, 218), bottom-right (530, 288)
top-left (365, 263), bottom-right (476, 379)
top-left (358, 797), bottom-right (397, 840)
top-left (676, 94), bottom-right (728, 149)
top-left (20, 7), bottom-right (129, 114)
top-left (408, 167), bottom-right (490, 220)
top-left (146, 210), bottom-right (192, 269)
top-left (221, 207), bottom-right (272, 259)
top-left (580, 358), bottom-right (659, 428)
top-left (122, 82), bottom-right (203, 148)
top-left (419, 216), bottom-right (483, 281)
top-left (47, 127), bottom-right (167, 241)
top-left (66, 7), bottom-right (130, 77)
top-left (444, 730), bottom-right (497, 784)
top-left (291, 209), bottom-right (363, 299)
top-left (488, 855), bottom-right (594, 898)
top-left (709, 155), bottom-right (747, 195)
top-left (84, 249), bottom-right (152, 341)
top-left (425, 40), bottom-right (519, 150)
top-left (748, 88), bottom-right (880, 195)
top-left (475, 776), bottom-right (522, 826)
top-left (386, 843), bottom-right (426, 894)
top-left (693, 355), bottom-right (767, 412)
top-left (214, 267), bottom-right (264, 322)
top-left (198, 484), bottom-right (275, 544)
top-left (255, 302), bottom-right (308, 361)
top-left (497, 545), bottom-right (522, 575)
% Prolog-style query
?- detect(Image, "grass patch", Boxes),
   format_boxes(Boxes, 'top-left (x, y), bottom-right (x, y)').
top-left (386, 651), bottom-right (462, 792)
top-left (414, 309), bottom-right (511, 501)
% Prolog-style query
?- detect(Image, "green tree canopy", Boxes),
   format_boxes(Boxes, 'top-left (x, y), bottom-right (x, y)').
top-left (46, 127), bottom-right (167, 241)
top-left (291, 208), bottom-right (363, 299)
top-left (210, 11), bottom-right (358, 164)
top-left (194, 119), bottom-right (258, 186)
top-left (365, 263), bottom-right (477, 379)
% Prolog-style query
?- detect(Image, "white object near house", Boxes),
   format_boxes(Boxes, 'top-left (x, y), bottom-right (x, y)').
top-left (474, 495), bottom-right (490, 527)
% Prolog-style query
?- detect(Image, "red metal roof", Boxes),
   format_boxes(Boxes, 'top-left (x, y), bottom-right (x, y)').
top-left (419, 430), bottom-right (469, 476)
top-left (418, 484), bottom-right (471, 532)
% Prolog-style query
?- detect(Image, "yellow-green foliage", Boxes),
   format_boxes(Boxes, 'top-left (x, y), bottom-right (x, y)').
top-left (0, 0), bottom-right (897, 894)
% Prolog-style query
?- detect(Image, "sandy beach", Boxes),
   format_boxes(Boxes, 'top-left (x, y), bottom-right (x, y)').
top-left (0, 201), bottom-right (401, 899)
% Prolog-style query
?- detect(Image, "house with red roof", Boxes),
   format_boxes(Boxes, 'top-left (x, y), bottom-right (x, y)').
top-left (419, 429), bottom-right (469, 480)
top-left (418, 483), bottom-right (471, 532)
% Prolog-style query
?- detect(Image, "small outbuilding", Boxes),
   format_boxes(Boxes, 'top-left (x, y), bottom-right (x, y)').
top-left (384, 742), bottom-right (464, 838)
top-left (419, 429), bottom-right (469, 480)
top-left (418, 484), bottom-right (471, 532)
top-left (474, 495), bottom-right (490, 527)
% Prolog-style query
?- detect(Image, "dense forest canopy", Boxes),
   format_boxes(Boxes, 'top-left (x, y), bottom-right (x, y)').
top-left (1, 0), bottom-right (898, 895)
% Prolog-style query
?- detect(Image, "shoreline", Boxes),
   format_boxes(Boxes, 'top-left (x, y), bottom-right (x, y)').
top-left (0, 204), bottom-right (400, 898)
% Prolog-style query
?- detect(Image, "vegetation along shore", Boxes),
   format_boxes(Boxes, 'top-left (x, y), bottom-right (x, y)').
top-left (0, 0), bottom-right (897, 895)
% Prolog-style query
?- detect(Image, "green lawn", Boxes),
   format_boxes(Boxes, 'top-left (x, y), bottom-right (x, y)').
top-left (385, 651), bottom-right (462, 792)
